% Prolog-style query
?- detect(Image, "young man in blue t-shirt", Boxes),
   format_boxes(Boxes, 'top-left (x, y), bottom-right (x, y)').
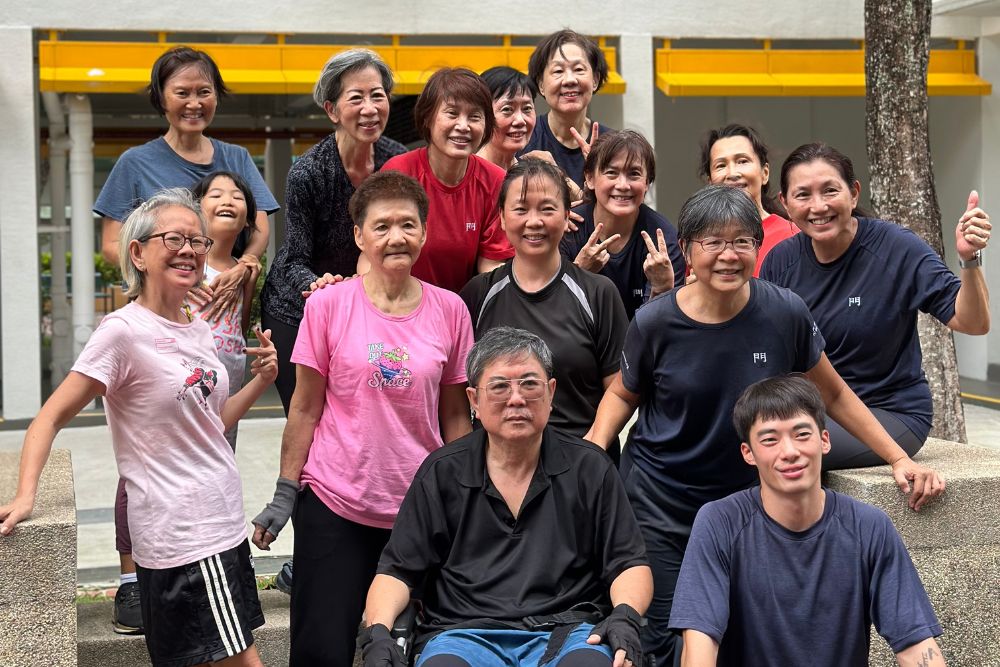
top-left (669, 375), bottom-right (945, 667)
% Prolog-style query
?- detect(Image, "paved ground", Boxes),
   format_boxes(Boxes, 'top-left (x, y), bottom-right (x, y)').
top-left (1, 401), bottom-right (997, 585)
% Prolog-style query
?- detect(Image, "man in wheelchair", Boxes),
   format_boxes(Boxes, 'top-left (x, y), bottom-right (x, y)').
top-left (359, 327), bottom-right (653, 667)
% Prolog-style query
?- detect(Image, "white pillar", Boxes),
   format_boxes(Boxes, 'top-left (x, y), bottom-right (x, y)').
top-left (68, 95), bottom-right (95, 358)
top-left (43, 92), bottom-right (73, 386)
top-left (264, 136), bottom-right (292, 257)
top-left (619, 34), bottom-right (657, 206)
top-left (0, 28), bottom-right (42, 419)
top-left (978, 35), bottom-right (1000, 379)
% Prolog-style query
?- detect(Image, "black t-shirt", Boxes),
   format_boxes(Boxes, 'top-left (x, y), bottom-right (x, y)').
top-left (760, 217), bottom-right (961, 439)
top-left (622, 279), bottom-right (825, 503)
top-left (560, 203), bottom-right (686, 320)
top-left (460, 258), bottom-right (628, 437)
top-left (376, 427), bottom-right (649, 644)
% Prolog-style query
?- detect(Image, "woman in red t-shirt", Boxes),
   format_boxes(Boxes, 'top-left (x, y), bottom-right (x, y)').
top-left (380, 68), bottom-right (514, 293)
top-left (699, 123), bottom-right (799, 276)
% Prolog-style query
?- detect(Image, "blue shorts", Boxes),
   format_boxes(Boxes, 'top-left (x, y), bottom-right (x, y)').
top-left (416, 623), bottom-right (612, 666)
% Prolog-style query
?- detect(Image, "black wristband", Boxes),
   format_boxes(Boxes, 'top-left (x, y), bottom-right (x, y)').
top-left (612, 603), bottom-right (644, 627)
top-left (358, 622), bottom-right (392, 648)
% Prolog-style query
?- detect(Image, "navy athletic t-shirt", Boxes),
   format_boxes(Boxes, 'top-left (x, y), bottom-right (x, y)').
top-left (669, 488), bottom-right (942, 666)
top-left (760, 217), bottom-right (961, 439)
top-left (621, 279), bottom-right (825, 503)
top-left (560, 203), bottom-right (686, 320)
top-left (519, 114), bottom-right (610, 188)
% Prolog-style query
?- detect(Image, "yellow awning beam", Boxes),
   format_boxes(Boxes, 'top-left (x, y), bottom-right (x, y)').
top-left (38, 36), bottom-right (626, 96)
top-left (655, 42), bottom-right (991, 97)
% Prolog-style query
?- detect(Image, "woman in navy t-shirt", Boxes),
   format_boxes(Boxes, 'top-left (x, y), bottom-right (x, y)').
top-left (560, 130), bottom-right (685, 320)
top-left (586, 184), bottom-right (946, 666)
top-left (520, 29), bottom-right (612, 195)
top-left (761, 142), bottom-right (992, 469)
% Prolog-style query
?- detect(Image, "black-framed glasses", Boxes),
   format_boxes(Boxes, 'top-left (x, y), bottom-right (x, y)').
top-left (140, 231), bottom-right (214, 255)
top-left (477, 377), bottom-right (548, 403)
top-left (690, 237), bottom-right (759, 255)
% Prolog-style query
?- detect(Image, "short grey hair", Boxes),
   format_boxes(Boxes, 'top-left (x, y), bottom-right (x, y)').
top-left (466, 327), bottom-right (554, 386)
top-left (119, 188), bottom-right (206, 299)
top-left (312, 48), bottom-right (395, 112)
top-left (677, 184), bottom-right (764, 245)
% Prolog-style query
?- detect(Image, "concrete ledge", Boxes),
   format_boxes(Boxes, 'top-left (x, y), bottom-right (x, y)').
top-left (825, 438), bottom-right (1000, 666)
top-left (0, 449), bottom-right (77, 667)
top-left (825, 438), bottom-right (1000, 549)
top-left (78, 589), bottom-right (292, 666)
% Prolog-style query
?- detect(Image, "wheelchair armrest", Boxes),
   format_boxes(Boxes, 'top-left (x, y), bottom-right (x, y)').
top-left (390, 599), bottom-right (422, 658)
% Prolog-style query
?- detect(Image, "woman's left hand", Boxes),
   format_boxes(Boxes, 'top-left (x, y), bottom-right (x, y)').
top-left (642, 229), bottom-right (675, 296)
top-left (246, 327), bottom-right (278, 384)
top-left (956, 190), bottom-right (991, 261)
top-left (890, 456), bottom-right (945, 511)
top-left (201, 263), bottom-right (250, 322)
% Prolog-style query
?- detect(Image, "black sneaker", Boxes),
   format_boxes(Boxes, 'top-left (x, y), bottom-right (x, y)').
top-left (113, 581), bottom-right (144, 635)
top-left (276, 559), bottom-right (293, 595)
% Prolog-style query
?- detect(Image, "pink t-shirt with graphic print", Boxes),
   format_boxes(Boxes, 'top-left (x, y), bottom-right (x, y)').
top-left (292, 277), bottom-right (474, 529)
top-left (72, 302), bottom-right (247, 569)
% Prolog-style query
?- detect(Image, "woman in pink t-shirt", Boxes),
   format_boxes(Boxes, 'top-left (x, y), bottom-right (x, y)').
top-left (380, 67), bottom-right (514, 293)
top-left (699, 123), bottom-right (799, 276)
top-left (0, 189), bottom-right (278, 667)
top-left (252, 171), bottom-right (474, 665)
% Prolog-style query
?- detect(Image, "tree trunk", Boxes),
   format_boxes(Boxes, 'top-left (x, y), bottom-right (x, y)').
top-left (864, 0), bottom-right (967, 442)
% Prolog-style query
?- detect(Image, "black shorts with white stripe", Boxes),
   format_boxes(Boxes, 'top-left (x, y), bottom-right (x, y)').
top-left (136, 539), bottom-right (265, 667)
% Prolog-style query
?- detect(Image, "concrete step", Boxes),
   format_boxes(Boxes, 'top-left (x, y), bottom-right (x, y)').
top-left (78, 589), bottom-right (292, 667)
top-left (824, 438), bottom-right (1000, 667)
top-left (0, 449), bottom-right (77, 667)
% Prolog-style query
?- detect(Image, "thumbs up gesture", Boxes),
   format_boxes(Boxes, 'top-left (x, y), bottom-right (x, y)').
top-left (956, 190), bottom-right (991, 262)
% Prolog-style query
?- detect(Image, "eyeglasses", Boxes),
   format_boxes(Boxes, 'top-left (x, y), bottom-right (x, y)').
top-left (478, 377), bottom-right (548, 403)
top-left (140, 231), bottom-right (214, 255)
top-left (689, 237), bottom-right (759, 254)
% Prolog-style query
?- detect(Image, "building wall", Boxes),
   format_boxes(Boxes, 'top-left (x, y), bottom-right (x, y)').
top-left (0, 1), bottom-right (995, 416)
top-left (0, 1), bottom-right (981, 38)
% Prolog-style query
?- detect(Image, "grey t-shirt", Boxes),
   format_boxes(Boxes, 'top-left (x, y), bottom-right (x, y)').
top-left (94, 137), bottom-right (279, 222)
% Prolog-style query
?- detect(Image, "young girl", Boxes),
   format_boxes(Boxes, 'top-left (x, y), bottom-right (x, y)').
top-left (190, 171), bottom-right (259, 450)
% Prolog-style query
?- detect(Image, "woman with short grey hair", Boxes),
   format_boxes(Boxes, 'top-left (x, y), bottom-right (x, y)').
top-left (465, 325), bottom-right (554, 387)
top-left (118, 188), bottom-right (206, 298)
top-left (1, 189), bottom-right (278, 667)
top-left (262, 48), bottom-right (406, 415)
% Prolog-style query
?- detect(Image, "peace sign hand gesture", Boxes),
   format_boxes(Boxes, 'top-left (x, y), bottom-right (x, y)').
top-left (574, 222), bottom-right (621, 273)
top-left (569, 121), bottom-right (600, 160)
top-left (642, 228), bottom-right (674, 297)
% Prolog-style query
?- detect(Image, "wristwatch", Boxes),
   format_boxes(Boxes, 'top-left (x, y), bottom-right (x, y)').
top-left (959, 250), bottom-right (982, 269)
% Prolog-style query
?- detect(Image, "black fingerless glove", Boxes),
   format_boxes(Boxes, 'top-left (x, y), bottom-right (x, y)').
top-left (358, 623), bottom-right (406, 667)
top-left (590, 603), bottom-right (645, 666)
